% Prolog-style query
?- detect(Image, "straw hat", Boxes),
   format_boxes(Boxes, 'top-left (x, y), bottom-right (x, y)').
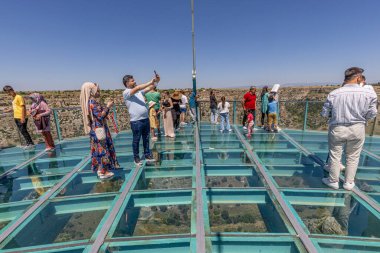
top-left (171, 91), bottom-right (181, 100)
top-left (148, 101), bottom-right (156, 108)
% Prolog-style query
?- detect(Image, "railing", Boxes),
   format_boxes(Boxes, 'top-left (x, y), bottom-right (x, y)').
top-left (1, 100), bottom-right (379, 148)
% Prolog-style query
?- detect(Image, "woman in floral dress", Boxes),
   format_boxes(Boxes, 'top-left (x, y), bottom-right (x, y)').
top-left (80, 82), bottom-right (119, 179)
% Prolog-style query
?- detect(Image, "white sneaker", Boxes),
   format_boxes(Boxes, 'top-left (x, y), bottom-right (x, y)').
top-left (220, 129), bottom-right (223, 132)
top-left (322, 178), bottom-right (339, 190)
top-left (343, 182), bottom-right (355, 191)
top-left (228, 129), bottom-right (232, 132)
top-left (23, 145), bottom-right (35, 150)
top-left (99, 171), bottom-right (114, 179)
top-left (243, 126), bottom-right (247, 130)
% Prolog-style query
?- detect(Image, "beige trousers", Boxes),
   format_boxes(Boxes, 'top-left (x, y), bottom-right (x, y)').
top-left (328, 123), bottom-right (365, 183)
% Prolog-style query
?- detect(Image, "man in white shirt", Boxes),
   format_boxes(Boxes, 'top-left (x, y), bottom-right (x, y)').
top-left (122, 74), bottom-right (160, 166)
top-left (321, 67), bottom-right (378, 190)
top-left (179, 91), bottom-right (188, 126)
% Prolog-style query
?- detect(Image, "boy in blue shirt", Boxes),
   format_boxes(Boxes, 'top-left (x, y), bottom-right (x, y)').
top-left (267, 95), bottom-right (278, 133)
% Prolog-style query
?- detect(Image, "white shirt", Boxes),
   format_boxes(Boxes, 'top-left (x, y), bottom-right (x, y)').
top-left (180, 95), bottom-right (188, 108)
top-left (218, 101), bottom-right (230, 114)
top-left (321, 83), bottom-right (378, 126)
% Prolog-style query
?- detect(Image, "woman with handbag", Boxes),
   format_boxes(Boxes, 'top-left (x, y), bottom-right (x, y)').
top-left (29, 93), bottom-right (55, 151)
top-left (80, 82), bottom-right (119, 179)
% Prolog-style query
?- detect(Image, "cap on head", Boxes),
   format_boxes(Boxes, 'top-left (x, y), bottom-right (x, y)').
top-left (344, 67), bottom-right (364, 80)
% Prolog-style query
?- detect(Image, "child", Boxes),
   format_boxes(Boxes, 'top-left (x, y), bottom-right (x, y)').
top-left (2, 85), bottom-right (35, 149)
top-left (246, 111), bottom-right (254, 138)
top-left (29, 93), bottom-right (55, 151)
top-left (148, 101), bottom-right (158, 141)
top-left (267, 95), bottom-right (278, 133)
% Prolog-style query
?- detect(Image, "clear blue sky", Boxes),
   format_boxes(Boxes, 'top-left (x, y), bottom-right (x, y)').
top-left (1, 0), bottom-right (380, 91)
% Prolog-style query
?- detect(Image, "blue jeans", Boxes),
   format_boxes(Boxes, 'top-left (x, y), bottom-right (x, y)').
top-left (130, 118), bottom-right (151, 159)
top-left (219, 113), bottom-right (231, 131)
top-left (210, 108), bottom-right (218, 123)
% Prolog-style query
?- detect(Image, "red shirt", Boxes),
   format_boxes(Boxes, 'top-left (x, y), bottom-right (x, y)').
top-left (243, 92), bottom-right (257, 110)
top-left (247, 113), bottom-right (254, 123)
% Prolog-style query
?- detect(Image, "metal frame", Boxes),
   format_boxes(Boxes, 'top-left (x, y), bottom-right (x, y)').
top-left (233, 125), bottom-right (318, 253)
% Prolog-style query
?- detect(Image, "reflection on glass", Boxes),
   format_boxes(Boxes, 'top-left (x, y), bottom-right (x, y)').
top-left (3, 205), bottom-right (107, 249)
top-left (113, 205), bottom-right (191, 237)
top-left (268, 165), bottom-right (327, 188)
top-left (211, 239), bottom-right (300, 253)
top-left (135, 176), bottom-right (192, 190)
top-left (208, 203), bottom-right (288, 233)
top-left (203, 151), bottom-right (251, 165)
top-left (0, 175), bottom-right (63, 204)
top-left (59, 171), bottom-right (126, 197)
top-left (319, 242), bottom-right (380, 253)
top-left (206, 175), bottom-right (262, 188)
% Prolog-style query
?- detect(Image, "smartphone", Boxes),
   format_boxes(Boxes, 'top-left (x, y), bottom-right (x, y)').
top-left (154, 70), bottom-right (158, 77)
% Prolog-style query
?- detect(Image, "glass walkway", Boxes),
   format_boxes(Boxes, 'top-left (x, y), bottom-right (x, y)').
top-left (0, 123), bottom-right (380, 253)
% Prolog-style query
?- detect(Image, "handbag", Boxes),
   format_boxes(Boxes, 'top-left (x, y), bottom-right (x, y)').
top-left (95, 127), bottom-right (106, 141)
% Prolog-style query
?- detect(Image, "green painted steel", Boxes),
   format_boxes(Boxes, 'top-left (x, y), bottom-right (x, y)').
top-left (303, 100), bottom-right (309, 131)
top-left (53, 109), bottom-right (63, 141)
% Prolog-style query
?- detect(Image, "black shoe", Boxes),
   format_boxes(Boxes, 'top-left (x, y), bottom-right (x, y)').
top-left (145, 155), bottom-right (156, 162)
top-left (134, 158), bottom-right (143, 166)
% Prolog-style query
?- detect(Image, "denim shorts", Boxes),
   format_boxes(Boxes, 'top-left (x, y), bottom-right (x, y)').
top-left (180, 108), bottom-right (187, 113)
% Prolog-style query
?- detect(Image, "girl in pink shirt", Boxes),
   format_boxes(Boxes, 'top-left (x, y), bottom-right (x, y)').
top-left (247, 112), bottom-right (254, 138)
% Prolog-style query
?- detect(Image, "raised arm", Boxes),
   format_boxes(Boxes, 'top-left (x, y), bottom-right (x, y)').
top-left (130, 74), bottom-right (160, 96)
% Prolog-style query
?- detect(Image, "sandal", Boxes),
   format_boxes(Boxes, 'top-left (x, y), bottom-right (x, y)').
top-left (99, 171), bottom-right (114, 179)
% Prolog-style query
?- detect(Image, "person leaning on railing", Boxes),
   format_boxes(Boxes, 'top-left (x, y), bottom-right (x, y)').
top-left (321, 67), bottom-right (378, 191)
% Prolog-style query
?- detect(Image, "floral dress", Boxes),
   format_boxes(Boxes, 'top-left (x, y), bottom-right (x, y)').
top-left (89, 99), bottom-right (119, 173)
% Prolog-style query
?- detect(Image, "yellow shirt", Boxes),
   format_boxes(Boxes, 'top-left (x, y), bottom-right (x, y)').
top-left (12, 95), bottom-right (25, 119)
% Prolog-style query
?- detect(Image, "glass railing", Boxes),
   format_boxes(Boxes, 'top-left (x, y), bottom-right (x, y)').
top-left (1, 100), bottom-right (379, 149)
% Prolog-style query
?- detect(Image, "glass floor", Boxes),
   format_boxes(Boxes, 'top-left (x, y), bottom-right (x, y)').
top-left (0, 124), bottom-right (379, 252)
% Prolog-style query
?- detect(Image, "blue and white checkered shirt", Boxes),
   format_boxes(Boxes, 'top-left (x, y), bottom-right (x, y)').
top-left (321, 84), bottom-right (378, 126)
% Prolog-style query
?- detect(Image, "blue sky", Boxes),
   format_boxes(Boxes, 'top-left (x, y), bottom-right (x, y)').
top-left (1, 0), bottom-right (379, 91)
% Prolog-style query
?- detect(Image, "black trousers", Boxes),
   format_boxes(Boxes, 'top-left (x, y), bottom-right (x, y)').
top-left (242, 109), bottom-right (256, 126)
top-left (261, 112), bottom-right (269, 126)
top-left (171, 109), bottom-right (180, 129)
top-left (15, 118), bottom-right (34, 145)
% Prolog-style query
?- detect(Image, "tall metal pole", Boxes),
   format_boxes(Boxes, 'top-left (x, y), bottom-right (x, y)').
top-left (191, 0), bottom-right (198, 121)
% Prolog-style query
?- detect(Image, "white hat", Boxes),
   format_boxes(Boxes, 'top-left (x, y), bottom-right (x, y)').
top-left (148, 101), bottom-right (156, 108)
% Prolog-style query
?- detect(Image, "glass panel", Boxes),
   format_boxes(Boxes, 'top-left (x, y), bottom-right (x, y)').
top-left (203, 150), bottom-right (252, 165)
top-left (250, 140), bottom-right (296, 150)
top-left (112, 191), bottom-right (192, 238)
top-left (0, 174), bottom-right (64, 204)
top-left (0, 202), bottom-right (32, 232)
top-left (207, 190), bottom-right (288, 233)
top-left (256, 151), bottom-right (313, 166)
top-left (113, 205), bottom-right (191, 237)
top-left (58, 170), bottom-right (128, 197)
top-left (2, 196), bottom-right (114, 249)
top-left (210, 238), bottom-right (300, 253)
top-left (134, 167), bottom-right (192, 191)
top-left (317, 241), bottom-right (380, 253)
top-left (267, 164), bottom-right (327, 188)
top-left (202, 140), bottom-right (243, 149)
top-left (205, 165), bottom-right (263, 188)
top-left (153, 140), bottom-right (195, 151)
top-left (107, 239), bottom-right (191, 253)
top-left (284, 191), bottom-right (380, 238)
top-left (150, 151), bottom-right (193, 167)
